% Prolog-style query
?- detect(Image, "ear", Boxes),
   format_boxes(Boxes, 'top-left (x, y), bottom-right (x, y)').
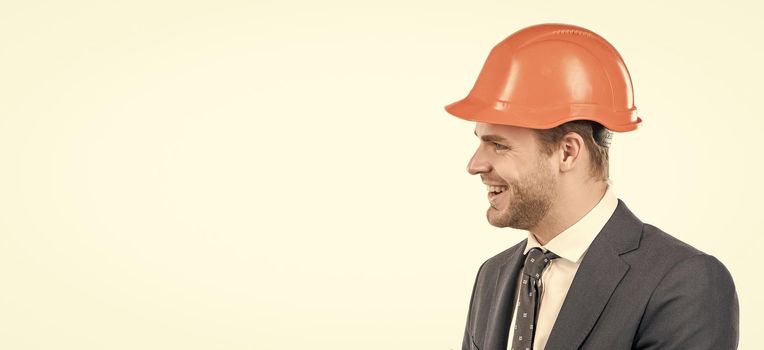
top-left (558, 132), bottom-right (585, 173)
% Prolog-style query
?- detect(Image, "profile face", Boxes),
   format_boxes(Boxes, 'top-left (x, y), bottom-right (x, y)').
top-left (467, 123), bottom-right (558, 229)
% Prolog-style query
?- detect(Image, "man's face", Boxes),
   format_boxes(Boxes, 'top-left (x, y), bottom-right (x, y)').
top-left (467, 123), bottom-right (559, 229)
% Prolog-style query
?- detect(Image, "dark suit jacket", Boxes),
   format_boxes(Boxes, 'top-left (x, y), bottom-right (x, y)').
top-left (462, 199), bottom-right (739, 350)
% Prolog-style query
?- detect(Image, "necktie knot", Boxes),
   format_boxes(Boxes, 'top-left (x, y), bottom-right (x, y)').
top-left (522, 247), bottom-right (559, 279)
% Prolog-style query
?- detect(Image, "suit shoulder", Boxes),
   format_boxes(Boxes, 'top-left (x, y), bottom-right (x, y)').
top-left (639, 223), bottom-right (704, 261)
top-left (635, 223), bottom-right (734, 282)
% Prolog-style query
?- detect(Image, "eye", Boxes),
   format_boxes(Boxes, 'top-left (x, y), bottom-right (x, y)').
top-left (493, 142), bottom-right (508, 151)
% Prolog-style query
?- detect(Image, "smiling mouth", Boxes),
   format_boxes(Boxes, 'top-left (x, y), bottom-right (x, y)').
top-left (487, 185), bottom-right (508, 203)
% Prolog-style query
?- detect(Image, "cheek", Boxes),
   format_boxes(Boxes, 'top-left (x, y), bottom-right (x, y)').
top-left (493, 162), bottom-right (523, 182)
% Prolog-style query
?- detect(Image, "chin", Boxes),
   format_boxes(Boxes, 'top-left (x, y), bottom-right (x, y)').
top-left (486, 207), bottom-right (511, 228)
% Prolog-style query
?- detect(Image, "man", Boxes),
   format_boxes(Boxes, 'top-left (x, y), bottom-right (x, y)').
top-left (444, 24), bottom-right (739, 350)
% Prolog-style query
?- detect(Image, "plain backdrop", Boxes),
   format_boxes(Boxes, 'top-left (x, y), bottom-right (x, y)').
top-left (1, 0), bottom-right (761, 349)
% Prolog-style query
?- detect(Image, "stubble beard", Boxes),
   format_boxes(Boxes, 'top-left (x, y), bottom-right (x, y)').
top-left (487, 162), bottom-right (558, 230)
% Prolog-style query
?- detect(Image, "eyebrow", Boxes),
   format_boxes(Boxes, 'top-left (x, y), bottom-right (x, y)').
top-left (474, 130), bottom-right (509, 143)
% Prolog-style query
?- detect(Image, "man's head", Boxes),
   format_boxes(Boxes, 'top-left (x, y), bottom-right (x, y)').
top-left (468, 120), bottom-right (610, 229)
top-left (446, 24), bottom-right (641, 232)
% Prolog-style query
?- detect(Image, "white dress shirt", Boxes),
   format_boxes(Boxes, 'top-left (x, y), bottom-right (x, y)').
top-left (507, 183), bottom-right (618, 350)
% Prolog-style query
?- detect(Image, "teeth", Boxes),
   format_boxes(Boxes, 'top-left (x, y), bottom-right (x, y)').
top-left (487, 185), bottom-right (508, 193)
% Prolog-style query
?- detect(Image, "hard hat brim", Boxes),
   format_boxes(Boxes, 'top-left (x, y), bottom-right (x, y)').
top-left (444, 96), bottom-right (642, 132)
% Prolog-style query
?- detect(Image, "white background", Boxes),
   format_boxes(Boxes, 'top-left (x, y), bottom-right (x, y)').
top-left (1, 0), bottom-right (761, 348)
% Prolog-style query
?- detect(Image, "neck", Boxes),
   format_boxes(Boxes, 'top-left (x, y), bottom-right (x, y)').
top-left (529, 180), bottom-right (609, 245)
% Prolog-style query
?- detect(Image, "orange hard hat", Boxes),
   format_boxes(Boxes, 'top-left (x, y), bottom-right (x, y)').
top-left (444, 23), bottom-right (642, 132)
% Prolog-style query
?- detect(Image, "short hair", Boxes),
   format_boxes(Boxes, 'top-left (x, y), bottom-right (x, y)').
top-left (533, 120), bottom-right (612, 181)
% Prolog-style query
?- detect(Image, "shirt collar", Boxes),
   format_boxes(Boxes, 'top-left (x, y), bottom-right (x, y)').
top-left (523, 182), bottom-right (619, 264)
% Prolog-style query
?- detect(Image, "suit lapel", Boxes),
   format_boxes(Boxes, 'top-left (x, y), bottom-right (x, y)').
top-left (544, 199), bottom-right (642, 350)
top-left (483, 239), bottom-right (526, 350)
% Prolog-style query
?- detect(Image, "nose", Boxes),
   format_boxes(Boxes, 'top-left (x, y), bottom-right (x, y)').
top-left (467, 147), bottom-right (491, 175)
